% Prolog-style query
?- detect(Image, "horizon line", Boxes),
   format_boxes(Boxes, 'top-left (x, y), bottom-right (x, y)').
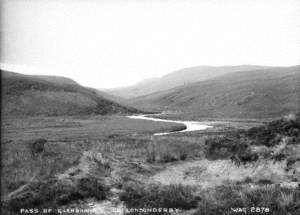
top-left (1, 62), bottom-right (299, 90)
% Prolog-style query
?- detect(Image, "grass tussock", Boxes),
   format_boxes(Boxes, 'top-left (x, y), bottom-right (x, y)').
top-left (194, 185), bottom-right (300, 215)
top-left (119, 183), bottom-right (198, 214)
top-left (119, 182), bottom-right (300, 215)
top-left (145, 139), bottom-right (190, 163)
top-left (4, 177), bottom-right (109, 213)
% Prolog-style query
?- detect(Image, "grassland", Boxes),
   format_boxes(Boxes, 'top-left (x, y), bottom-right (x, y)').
top-left (1, 113), bottom-right (299, 215)
top-left (1, 112), bottom-right (222, 214)
top-left (1, 115), bottom-right (186, 191)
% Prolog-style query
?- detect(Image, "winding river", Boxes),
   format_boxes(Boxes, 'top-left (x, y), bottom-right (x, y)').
top-left (128, 114), bottom-right (213, 135)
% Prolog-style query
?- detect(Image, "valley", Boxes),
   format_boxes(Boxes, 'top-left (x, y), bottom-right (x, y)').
top-left (1, 113), bottom-right (268, 215)
top-left (1, 66), bottom-right (300, 215)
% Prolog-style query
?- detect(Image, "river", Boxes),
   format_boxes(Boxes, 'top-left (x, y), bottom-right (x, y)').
top-left (128, 114), bottom-right (213, 135)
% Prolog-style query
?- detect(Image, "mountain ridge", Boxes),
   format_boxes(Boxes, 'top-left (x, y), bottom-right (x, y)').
top-left (106, 65), bottom-right (274, 99)
top-left (127, 65), bottom-right (300, 119)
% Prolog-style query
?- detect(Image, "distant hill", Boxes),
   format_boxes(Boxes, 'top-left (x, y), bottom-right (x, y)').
top-left (106, 65), bottom-right (271, 99)
top-left (87, 87), bottom-right (127, 104)
top-left (1, 70), bottom-right (140, 117)
top-left (128, 66), bottom-right (300, 119)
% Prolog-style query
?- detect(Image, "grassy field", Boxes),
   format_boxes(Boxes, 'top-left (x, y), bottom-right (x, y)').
top-left (1, 113), bottom-right (299, 215)
top-left (1, 115), bottom-right (187, 192)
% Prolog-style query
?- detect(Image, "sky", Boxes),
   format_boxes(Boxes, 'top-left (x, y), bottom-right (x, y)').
top-left (1, 0), bottom-right (300, 88)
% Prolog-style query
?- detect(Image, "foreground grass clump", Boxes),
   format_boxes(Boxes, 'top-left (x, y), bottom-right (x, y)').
top-left (145, 137), bottom-right (196, 164)
top-left (204, 135), bottom-right (258, 165)
top-left (194, 185), bottom-right (300, 215)
top-left (119, 183), bottom-right (198, 214)
top-left (119, 182), bottom-right (300, 215)
top-left (4, 177), bottom-right (109, 213)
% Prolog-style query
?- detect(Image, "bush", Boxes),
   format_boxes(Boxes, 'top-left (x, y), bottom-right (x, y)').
top-left (179, 152), bottom-right (188, 161)
top-left (160, 153), bottom-right (178, 163)
top-left (204, 135), bottom-right (257, 165)
top-left (247, 115), bottom-right (300, 147)
top-left (230, 149), bottom-right (259, 166)
top-left (204, 114), bottom-right (300, 165)
top-left (204, 136), bottom-right (238, 159)
top-left (76, 177), bottom-right (108, 200)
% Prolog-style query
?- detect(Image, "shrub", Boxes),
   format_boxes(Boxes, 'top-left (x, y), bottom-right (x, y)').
top-left (247, 115), bottom-right (300, 147)
top-left (204, 135), bottom-right (258, 165)
top-left (204, 136), bottom-right (237, 159)
top-left (76, 177), bottom-right (108, 200)
top-left (204, 114), bottom-right (300, 165)
top-left (231, 149), bottom-right (259, 165)
top-left (160, 153), bottom-right (178, 163)
top-left (30, 138), bottom-right (47, 155)
top-left (179, 152), bottom-right (188, 161)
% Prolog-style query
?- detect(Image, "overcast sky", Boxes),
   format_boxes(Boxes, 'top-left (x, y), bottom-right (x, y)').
top-left (1, 0), bottom-right (300, 88)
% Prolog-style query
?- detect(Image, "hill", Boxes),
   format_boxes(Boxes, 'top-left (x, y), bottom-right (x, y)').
top-left (1, 70), bottom-right (140, 117)
top-left (1, 70), bottom-right (80, 86)
top-left (106, 65), bottom-right (271, 99)
top-left (128, 66), bottom-right (300, 119)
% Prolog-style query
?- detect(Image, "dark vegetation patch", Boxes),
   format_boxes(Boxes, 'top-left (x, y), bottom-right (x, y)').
top-left (246, 114), bottom-right (300, 147)
top-left (30, 138), bottom-right (47, 155)
top-left (145, 139), bottom-right (198, 164)
top-left (4, 177), bottom-right (109, 213)
top-left (204, 113), bottom-right (300, 165)
top-left (119, 183), bottom-right (198, 214)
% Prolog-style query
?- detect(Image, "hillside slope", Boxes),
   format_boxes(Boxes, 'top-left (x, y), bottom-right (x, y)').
top-left (1, 70), bottom-right (80, 86)
top-left (128, 66), bottom-right (300, 119)
top-left (1, 70), bottom-right (139, 117)
top-left (107, 65), bottom-right (271, 98)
